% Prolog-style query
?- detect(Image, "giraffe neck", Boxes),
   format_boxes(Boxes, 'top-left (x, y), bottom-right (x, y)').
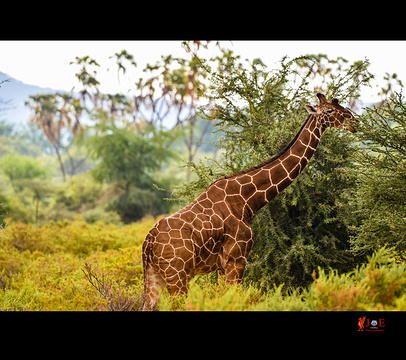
top-left (239, 114), bottom-right (324, 218)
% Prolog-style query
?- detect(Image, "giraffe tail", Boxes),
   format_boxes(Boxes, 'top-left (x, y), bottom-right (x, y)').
top-left (140, 232), bottom-right (161, 311)
top-left (142, 233), bottom-right (154, 270)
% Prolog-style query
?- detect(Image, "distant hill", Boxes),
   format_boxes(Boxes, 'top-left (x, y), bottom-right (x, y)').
top-left (0, 72), bottom-right (62, 129)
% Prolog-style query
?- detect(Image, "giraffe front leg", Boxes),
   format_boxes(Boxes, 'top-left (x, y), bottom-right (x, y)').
top-left (223, 223), bottom-right (254, 284)
top-left (224, 256), bottom-right (248, 284)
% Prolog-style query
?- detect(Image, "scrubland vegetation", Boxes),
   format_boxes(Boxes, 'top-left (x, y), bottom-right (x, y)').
top-left (1, 217), bottom-right (406, 310)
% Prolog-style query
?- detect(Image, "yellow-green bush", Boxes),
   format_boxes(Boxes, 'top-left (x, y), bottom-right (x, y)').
top-left (306, 247), bottom-right (406, 311)
top-left (0, 217), bottom-right (159, 311)
top-left (158, 279), bottom-right (307, 311)
top-left (1, 216), bottom-right (406, 311)
top-left (159, 278), bottom-right (262, 311)
top-left (3, 218), bottom-right (154, 256)
top-left (159, 247), bottom-right (406, 311)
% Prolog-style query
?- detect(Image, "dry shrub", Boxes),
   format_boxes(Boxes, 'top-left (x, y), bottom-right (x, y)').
top-left (82, 262), bottom-right (142, 311)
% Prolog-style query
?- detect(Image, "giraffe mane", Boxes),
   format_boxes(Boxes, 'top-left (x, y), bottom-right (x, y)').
top-left (209, 114), bottom-right (313, 186)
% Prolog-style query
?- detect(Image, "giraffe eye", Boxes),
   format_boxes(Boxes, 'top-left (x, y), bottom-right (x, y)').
top-left (327, 109), bottom-right (334, 114)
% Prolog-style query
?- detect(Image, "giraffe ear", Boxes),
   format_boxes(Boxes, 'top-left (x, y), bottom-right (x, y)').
top-left (305, 105), bottom-right (317, 114)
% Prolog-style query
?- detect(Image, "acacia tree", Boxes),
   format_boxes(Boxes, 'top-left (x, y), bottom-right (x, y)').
top-left (67, 51), bottom-right (209, 221)
top-left (25, 93), bottom-right (85, 181)
top-left (347, 90), bottom-right (406, 258)
top-left (27, 43), bottom-right (226, 187)
top-left (174, 51), bottom-right (374, 289)
top-left (70, 48), bottom-right (218, 180)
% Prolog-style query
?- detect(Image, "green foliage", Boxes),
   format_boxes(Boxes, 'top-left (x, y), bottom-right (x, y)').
top-left (79, 207), bottom-right (122, 226)
top-left (87, 126), bottom-right (167, 188)
top-left (53, 173), bottom-right (104, 212)
top-left (0, 154), bottom-right (53, 224)
top-left (106, 184), bottom-right (171, 224)
top-left (86, 125), bottom-right (173, 223)
top-left (1, 153), bottom-right (49, 191)
top-left (348, 91), bottom-right (406, 258)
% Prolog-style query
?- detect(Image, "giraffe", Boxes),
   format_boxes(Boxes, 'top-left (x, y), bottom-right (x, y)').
top-left (140, 93), bottom-right (358, 310)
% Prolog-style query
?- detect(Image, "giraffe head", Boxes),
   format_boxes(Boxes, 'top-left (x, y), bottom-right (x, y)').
top-left (304, 93), bottom-right (358, 133)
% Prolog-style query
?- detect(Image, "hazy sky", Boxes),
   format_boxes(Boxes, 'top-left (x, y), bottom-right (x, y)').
top-left (1, 40), bottom-right (405, 102)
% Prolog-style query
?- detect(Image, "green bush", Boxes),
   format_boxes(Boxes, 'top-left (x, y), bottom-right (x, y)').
top-left (0, 153), bottom-right (50, 191)
top-left (347, 92), bottom-right (406, 258)
top-left (106, 185), bottom-right (172, 223)
top-left (79, 207), bottom-right (122, 226)
top-left (54, 173), bottom-right (105, 212)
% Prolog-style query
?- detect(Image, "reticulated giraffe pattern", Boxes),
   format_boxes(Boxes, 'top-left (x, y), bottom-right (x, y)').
top-left (141, 93), bottom-right (358, 310)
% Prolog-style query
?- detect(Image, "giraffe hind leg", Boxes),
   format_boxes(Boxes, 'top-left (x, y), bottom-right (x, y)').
top-left (141, 262), bottom-right (166, 311)
top-left (165, 269), bottom-right (190, 297)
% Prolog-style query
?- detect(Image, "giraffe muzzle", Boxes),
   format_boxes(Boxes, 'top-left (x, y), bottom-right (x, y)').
top-left (345, 117), bottom-right (359, 133)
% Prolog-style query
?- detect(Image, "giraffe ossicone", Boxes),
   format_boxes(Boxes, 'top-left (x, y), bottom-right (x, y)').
top-left (140, 93), bottom-right (358, 310)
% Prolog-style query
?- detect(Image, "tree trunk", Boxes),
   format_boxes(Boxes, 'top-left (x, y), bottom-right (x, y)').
top-left (54, 144), bottom-right (66, 182)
